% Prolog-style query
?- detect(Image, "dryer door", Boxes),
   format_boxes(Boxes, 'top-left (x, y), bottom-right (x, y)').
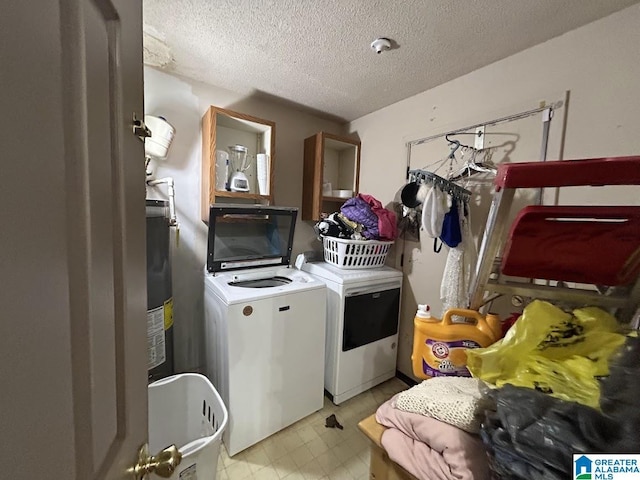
top-left (343, 284), bottom-right (401, 351)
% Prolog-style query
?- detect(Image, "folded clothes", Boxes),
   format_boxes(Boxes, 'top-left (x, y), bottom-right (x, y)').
top-left (314, 212), bottom-right (350, 239)
top-left (376, 395), bottom-right (489, 480)
top-left (341, 194), bottom-right (397, 240)
top-left (360, 193), bottom-right (398, 240)
top-left (314, 212), bottom-right (365, 240)
top-left (396, 377), bottom-right (491, 434)
top-left (341, 195), bottom-right (379, 239)
top-left (336, 213), bottom-right (364, 238)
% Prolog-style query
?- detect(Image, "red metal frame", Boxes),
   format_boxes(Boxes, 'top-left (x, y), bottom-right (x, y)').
top-left (495, 156), bottom-right (640, 190)
top-left (502, 206), bottom-right (640, 286)
top-left (470, 156), bottom-right (640, 319)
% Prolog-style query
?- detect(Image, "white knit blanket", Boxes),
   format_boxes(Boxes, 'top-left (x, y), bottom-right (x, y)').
top-left (395, 377), bottom-right (489, 433)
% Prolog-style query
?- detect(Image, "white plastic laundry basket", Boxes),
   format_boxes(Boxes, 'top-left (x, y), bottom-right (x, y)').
top-left (322, 236), bottom-right (394, 269)
top-left (148, 373), bottom-right (228, 480)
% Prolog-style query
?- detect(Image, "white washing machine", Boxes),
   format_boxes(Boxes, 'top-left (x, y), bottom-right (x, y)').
top-left (301, 261), bottom-right (402, 404)
top-left (204, 205), bottom-right (326, 456)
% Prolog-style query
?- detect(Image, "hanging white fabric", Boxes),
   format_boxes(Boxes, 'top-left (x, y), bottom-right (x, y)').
top-left (420, 186), bottom-right (447, 238)
top-left (440, 200), bottom-right (477, 319)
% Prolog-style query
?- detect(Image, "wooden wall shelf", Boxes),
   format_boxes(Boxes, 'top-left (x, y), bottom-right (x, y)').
top-left (201, 106), bottom-right (275, 221)
top-left (213, 191), bottom-right (271, 201)
top-left (302, 132), bottom-right (361, 221)
top-left (322, 196), bottom-right (352, 202)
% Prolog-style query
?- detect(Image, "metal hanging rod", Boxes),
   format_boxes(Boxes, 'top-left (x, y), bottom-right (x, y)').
top-left (444, 132), bottom-right (484, 135)
top-left (407, 102), bottom-right (562, 148)
top-left (409, 169), bottom-right (472, 202)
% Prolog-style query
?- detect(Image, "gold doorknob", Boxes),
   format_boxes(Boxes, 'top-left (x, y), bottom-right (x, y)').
top-left (132, 443), bottom-right (182, 479)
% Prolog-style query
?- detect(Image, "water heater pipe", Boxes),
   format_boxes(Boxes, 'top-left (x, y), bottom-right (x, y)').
top-left (147, 177), bottom-right (177, 226)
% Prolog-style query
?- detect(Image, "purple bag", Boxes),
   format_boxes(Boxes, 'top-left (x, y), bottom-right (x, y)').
top-left (341, 196), bottom-right (379, 239)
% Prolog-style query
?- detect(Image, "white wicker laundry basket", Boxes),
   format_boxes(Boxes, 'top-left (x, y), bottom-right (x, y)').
top-left (148, 373), bottom-right (228, 480)
top-left (322, 236), bottom-right (394, 269)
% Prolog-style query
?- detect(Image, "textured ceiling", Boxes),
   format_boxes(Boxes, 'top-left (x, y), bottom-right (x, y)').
top-left (143, 0), bottom-right (639, 122)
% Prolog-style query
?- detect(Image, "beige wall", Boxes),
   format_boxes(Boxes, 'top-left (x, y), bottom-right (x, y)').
top-left (144, 67), bottom-right (344, 372)
top-left (349, 4), bottom-right (640, 378)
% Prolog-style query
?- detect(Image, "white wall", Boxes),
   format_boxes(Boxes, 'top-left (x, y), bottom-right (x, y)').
top-left (349, 4), bottom-right (640, 378)
top-left (144, 68), bottom-right (344, 372)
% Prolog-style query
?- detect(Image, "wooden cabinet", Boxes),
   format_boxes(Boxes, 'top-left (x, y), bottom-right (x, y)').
top-left (201, 106), bottom-right (275, 221)
top-left (302, 132), bottom-right (361, 221)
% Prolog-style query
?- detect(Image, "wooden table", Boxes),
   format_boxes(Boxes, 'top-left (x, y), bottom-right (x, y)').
top-left (358, 414), bottom-right (418, 480)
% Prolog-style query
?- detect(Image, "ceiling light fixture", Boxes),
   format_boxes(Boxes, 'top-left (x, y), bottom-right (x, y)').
top-left (370, 38), bottom-right (392, 54)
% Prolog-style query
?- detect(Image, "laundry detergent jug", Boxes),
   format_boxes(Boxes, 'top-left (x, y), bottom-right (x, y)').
top-left (411, 306), bottom-right (502, 379)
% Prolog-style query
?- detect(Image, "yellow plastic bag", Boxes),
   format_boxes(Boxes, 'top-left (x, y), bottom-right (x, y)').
top-left (466, 300), bottom-right (626, 408)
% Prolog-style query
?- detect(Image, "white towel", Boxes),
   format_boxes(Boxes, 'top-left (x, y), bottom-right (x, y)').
top-left (395, 377), bottom-right (490, 433)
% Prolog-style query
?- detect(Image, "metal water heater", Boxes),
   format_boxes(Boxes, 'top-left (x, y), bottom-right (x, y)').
top-left (143, 115), bottom-right (178, 382)
top-left (146, 199), bottom-right (174, 381)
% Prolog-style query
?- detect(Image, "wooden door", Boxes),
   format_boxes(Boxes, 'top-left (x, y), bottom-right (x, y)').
top-left (1, 1), bottom-right (149, 479)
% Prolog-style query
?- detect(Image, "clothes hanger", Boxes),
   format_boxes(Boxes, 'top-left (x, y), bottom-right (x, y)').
top-left (415, 137), bottom-right (462, 177)
top-left (445, 133), bottom-right (472, 150)
top-left (445, 132), bottom-right (496, 179)
top-left (448, 148), bottom-right (497, 181)
top-left (405, 135), bottom-right (476, 203)
top-left (407, 138), bottom-right (472, 203)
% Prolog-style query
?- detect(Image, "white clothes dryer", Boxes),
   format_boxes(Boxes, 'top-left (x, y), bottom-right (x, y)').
top-left (301, 261), bottom-right (402, 404)
top-left (204, 205), bottom-right (326, 456)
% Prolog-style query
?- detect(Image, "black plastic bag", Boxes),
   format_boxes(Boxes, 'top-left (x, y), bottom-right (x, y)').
top-left (480, 336), bottom-right (640, 479)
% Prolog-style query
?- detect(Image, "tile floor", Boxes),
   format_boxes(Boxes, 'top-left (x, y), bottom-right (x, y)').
top-left (217, 377), bottom-right (408, 480)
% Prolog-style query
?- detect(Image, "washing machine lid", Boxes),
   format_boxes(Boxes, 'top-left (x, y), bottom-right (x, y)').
top-left (301, 262), bottom-right (402, 284)
top-left (204, 267), bottom-right (326, 304)
top-left (207, 204), bottom-right (298, 273)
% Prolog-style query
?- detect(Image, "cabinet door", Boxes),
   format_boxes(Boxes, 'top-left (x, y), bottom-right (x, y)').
top-left (302, 132), bottom-right (361, 221)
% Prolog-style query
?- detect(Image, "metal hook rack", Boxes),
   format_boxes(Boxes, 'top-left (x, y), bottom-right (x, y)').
top-left (409, 169), bottom-right (472, 202)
